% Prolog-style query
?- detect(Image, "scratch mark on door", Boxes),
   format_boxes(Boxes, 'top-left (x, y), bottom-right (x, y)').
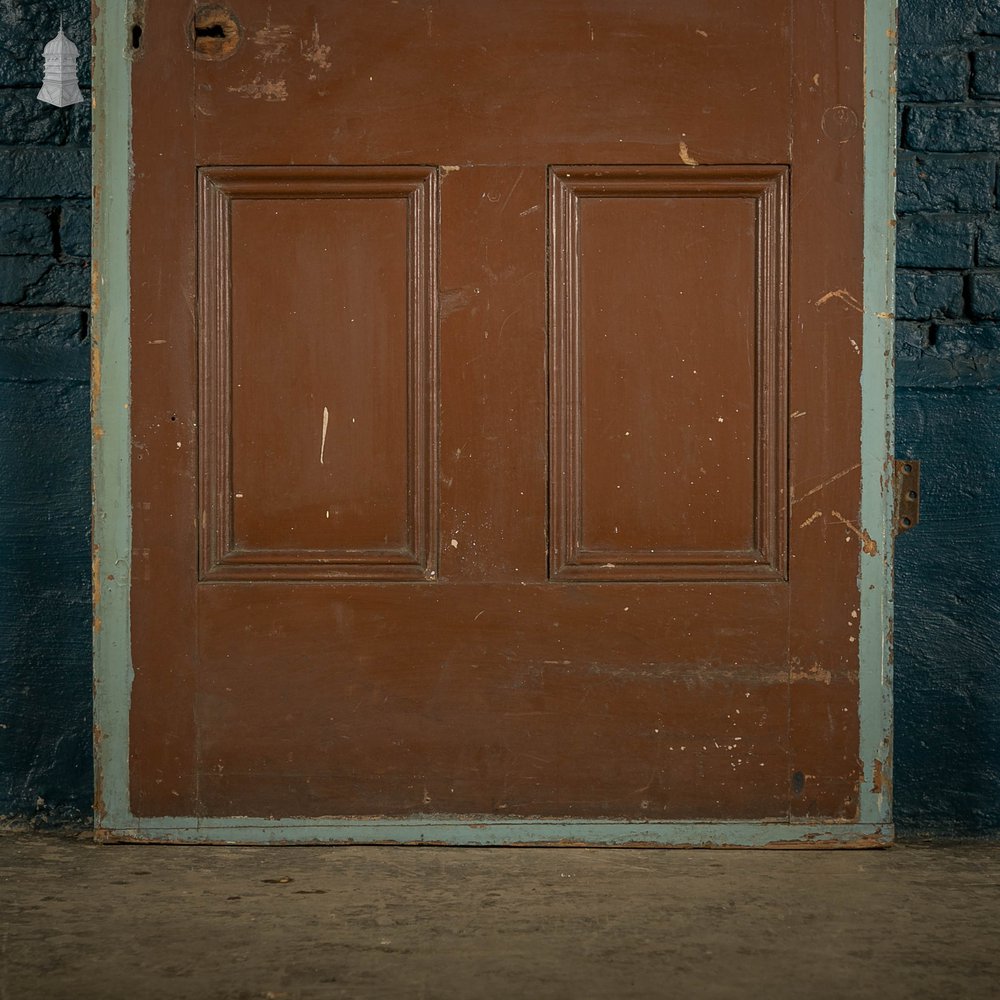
top-left (320, 406), bottom-right (329, 465)
top-left (792, 463), bottom-right (860, 504)
top-left (815, 288), bottom-right (863, 312)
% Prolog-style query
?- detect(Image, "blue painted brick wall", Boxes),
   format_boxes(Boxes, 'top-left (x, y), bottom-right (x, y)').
top-left (1, 1), bottom-right (998, 834)
top-left (895, 0), bottom-right (1000, 835)
top-left (0, 0), bottom-right (92, 826)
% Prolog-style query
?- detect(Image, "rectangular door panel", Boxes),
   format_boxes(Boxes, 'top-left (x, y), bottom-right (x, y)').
top-left (549, 166), bottom-right (787, 581)
top-left (199, 166), bottom-right (438, 580)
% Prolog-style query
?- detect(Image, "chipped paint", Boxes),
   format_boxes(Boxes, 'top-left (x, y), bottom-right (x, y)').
top-left (790, 663), bottom-right (833, 685)
top-left (678, 141), bottom-right (699, 166)
top-left (227, 76), bottom-right (288, 101)
top-left (301, 21), bottom-right (331, 78)
top-left (831, 510), bottom-right (879, 556)
top-left (251, 18), bottom-right (294, 62)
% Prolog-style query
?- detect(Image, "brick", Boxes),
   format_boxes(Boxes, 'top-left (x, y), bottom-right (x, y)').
top-left (969, 272), bottom-right (1000, 317)
top-left (59, 205), bottom-right (90, 258)
top-left (978, 0), bottom-right (1000, 36)
top-left (0, 90), bottom-right (80, 146)
top-left (0, 259), bottom-right (89, 307)
top-left (895, 320), bottom-right (932, 350)
top-left (899, 50), bottom-right (968, 101)
top-left (906, 107), bottom-right (1000, 152)
top-left (972, 49), bottom-right (1000, 97)
top-left (896, 214), bottom-right (976, 268)
top-left (0, 149), bottom-right (90, 199)
top-left (0, 308), bottom-right (84, 344)
top-left (0, 1), bottom-right (91, 87)
top-left (896, 154), bottom-right (996, 212)
top-left (0, 258), bottom-right (49, 304)
top-left (899, 0), bottom-right (979, 45)
top-left (0, 308), bottom-right (88, 380)
top-left (0, 206), bottom-right (53, 256)
top-left (23, 263), bottom-right (90, 308)
top-left (978, 219), bottom-right (1000, 265)
top-left (931, 321), bottom-right (1000, 356)
top-left (896, 270), bottom-right (965, 320)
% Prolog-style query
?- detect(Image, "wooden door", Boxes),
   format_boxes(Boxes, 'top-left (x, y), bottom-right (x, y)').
top-left (96, 0), bottom-right (895, 844)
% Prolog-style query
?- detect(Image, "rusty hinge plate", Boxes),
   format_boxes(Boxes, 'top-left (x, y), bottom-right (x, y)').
top-left (893, 458), bottom-right (920, 535)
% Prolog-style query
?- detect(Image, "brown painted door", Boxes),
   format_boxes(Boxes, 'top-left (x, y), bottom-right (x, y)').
top-left (129, 1), bottom-right (866, 822)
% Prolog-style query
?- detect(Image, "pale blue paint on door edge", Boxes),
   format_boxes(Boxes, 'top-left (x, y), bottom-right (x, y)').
top-left (91, 0), bottom-right (897, 846)
top-left (97, 818), bottom-right (890, 847)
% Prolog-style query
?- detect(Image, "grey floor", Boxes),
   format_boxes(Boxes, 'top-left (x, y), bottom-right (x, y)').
top-left (1, 833), bottom-right (998, 1000)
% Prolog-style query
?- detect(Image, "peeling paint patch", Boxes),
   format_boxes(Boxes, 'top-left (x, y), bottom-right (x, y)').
top-left (872, 757), bottom-right (890, 796)
top-left (791, 663), bottom-right (833, 685)
top-left (301, 21), bottom-right (331, 78)
top-left (678, 141), bottom-right (699, 166)
top-left (227, 76), bottom-right (288, 101)
top-left (252, 20), bottom-right (294, 62)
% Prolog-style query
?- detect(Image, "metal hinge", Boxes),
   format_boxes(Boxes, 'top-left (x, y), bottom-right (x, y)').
top-left (893, 459), bottom-right (920, 535)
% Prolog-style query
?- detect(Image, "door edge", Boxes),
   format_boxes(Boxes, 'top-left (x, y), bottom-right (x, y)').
top-left (92, 0), bottom-right (136, 835)
top-left (856, 0), bottom-right (897, 830)
top-left (94, 816), bottom-right (893, 848)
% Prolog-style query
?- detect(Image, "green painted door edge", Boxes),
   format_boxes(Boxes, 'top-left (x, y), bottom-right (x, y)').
top-left (98, 817), bottom-right (891, 848)
top-left (92, 0), bottom-right (897, 846)
top-left (92, 0), bottom-right (134, 834)
top-left (857, 0), bottom-right (897, 829)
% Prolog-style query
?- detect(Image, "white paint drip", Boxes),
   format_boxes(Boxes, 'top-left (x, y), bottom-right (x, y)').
top-left (320, 406), bottom-right (329, 465)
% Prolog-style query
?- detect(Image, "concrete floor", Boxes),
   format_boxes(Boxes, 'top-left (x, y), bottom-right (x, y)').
top-left (1, 834), bottom-right (998, 1000)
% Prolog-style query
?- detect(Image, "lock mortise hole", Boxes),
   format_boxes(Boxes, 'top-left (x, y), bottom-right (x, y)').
top-left (190, 5), bottom-right (242, 60)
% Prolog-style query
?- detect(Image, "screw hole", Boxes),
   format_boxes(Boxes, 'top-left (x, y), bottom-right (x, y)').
top-left (901, 516), bottom-right (912, 527)
top-left (907, 489), bottom-right (917, 500)
top-left (903, 463), bottom-right (912, 474)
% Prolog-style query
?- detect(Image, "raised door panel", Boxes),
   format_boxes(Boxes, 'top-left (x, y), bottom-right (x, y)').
top-left (549, 167), bottom-right (788, 581)
top-left (198, 166), bottom-right (438, 580)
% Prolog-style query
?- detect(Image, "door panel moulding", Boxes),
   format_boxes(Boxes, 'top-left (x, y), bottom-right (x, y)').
top-left (92, 0), bottom-right (896, 845)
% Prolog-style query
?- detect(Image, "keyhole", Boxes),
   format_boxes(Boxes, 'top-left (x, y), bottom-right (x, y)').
top-left (190, 5), bottom-right (241, 60)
